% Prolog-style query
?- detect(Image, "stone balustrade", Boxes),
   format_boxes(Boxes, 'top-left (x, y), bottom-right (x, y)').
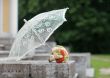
top-left (0, 61), bottom-right (75, 78)
top-left (29, 53), bottom-right (91, 78)
top-left (0, 51), bottom-right (91, 78)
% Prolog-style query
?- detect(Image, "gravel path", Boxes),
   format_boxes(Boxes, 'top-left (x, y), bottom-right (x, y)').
top-left (100, 68), bottom-right (110, 75)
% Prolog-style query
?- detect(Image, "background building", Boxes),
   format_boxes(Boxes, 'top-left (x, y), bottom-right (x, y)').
top-left (0, 0), bottom-right (18, 38)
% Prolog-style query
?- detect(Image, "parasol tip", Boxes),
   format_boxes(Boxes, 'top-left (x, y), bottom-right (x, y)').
top-left (23, 19), bottom-right (28, 23)
top-left (65, 7), bottom-right (69, 10)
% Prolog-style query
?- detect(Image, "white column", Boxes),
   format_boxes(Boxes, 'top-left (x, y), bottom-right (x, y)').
top-left (0, 0), bottom-right (3, 34)
top-left (9, 0), bottom-right (18, 37)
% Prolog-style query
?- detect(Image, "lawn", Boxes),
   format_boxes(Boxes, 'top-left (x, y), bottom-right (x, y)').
top-left (91, 55), bottom-right (110, 78)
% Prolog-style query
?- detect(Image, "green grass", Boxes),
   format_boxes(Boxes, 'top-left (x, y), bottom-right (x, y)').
top-left (91, 55), bottom-right (110, 78)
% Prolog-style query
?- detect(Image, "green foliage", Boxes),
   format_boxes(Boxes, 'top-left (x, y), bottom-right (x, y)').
top-left (19, 0), bottom-right (110, 53)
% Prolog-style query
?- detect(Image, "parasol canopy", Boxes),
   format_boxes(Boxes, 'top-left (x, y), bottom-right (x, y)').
top-left (8, 8), bottom-right (68, 61)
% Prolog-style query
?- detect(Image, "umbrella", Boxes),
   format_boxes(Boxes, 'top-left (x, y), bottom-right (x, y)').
top-left (8, 8), bottom-right (68, 61)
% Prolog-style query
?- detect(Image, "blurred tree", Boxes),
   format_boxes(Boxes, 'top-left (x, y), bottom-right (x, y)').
top-left (19, 0), bottom-right (110, 54)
